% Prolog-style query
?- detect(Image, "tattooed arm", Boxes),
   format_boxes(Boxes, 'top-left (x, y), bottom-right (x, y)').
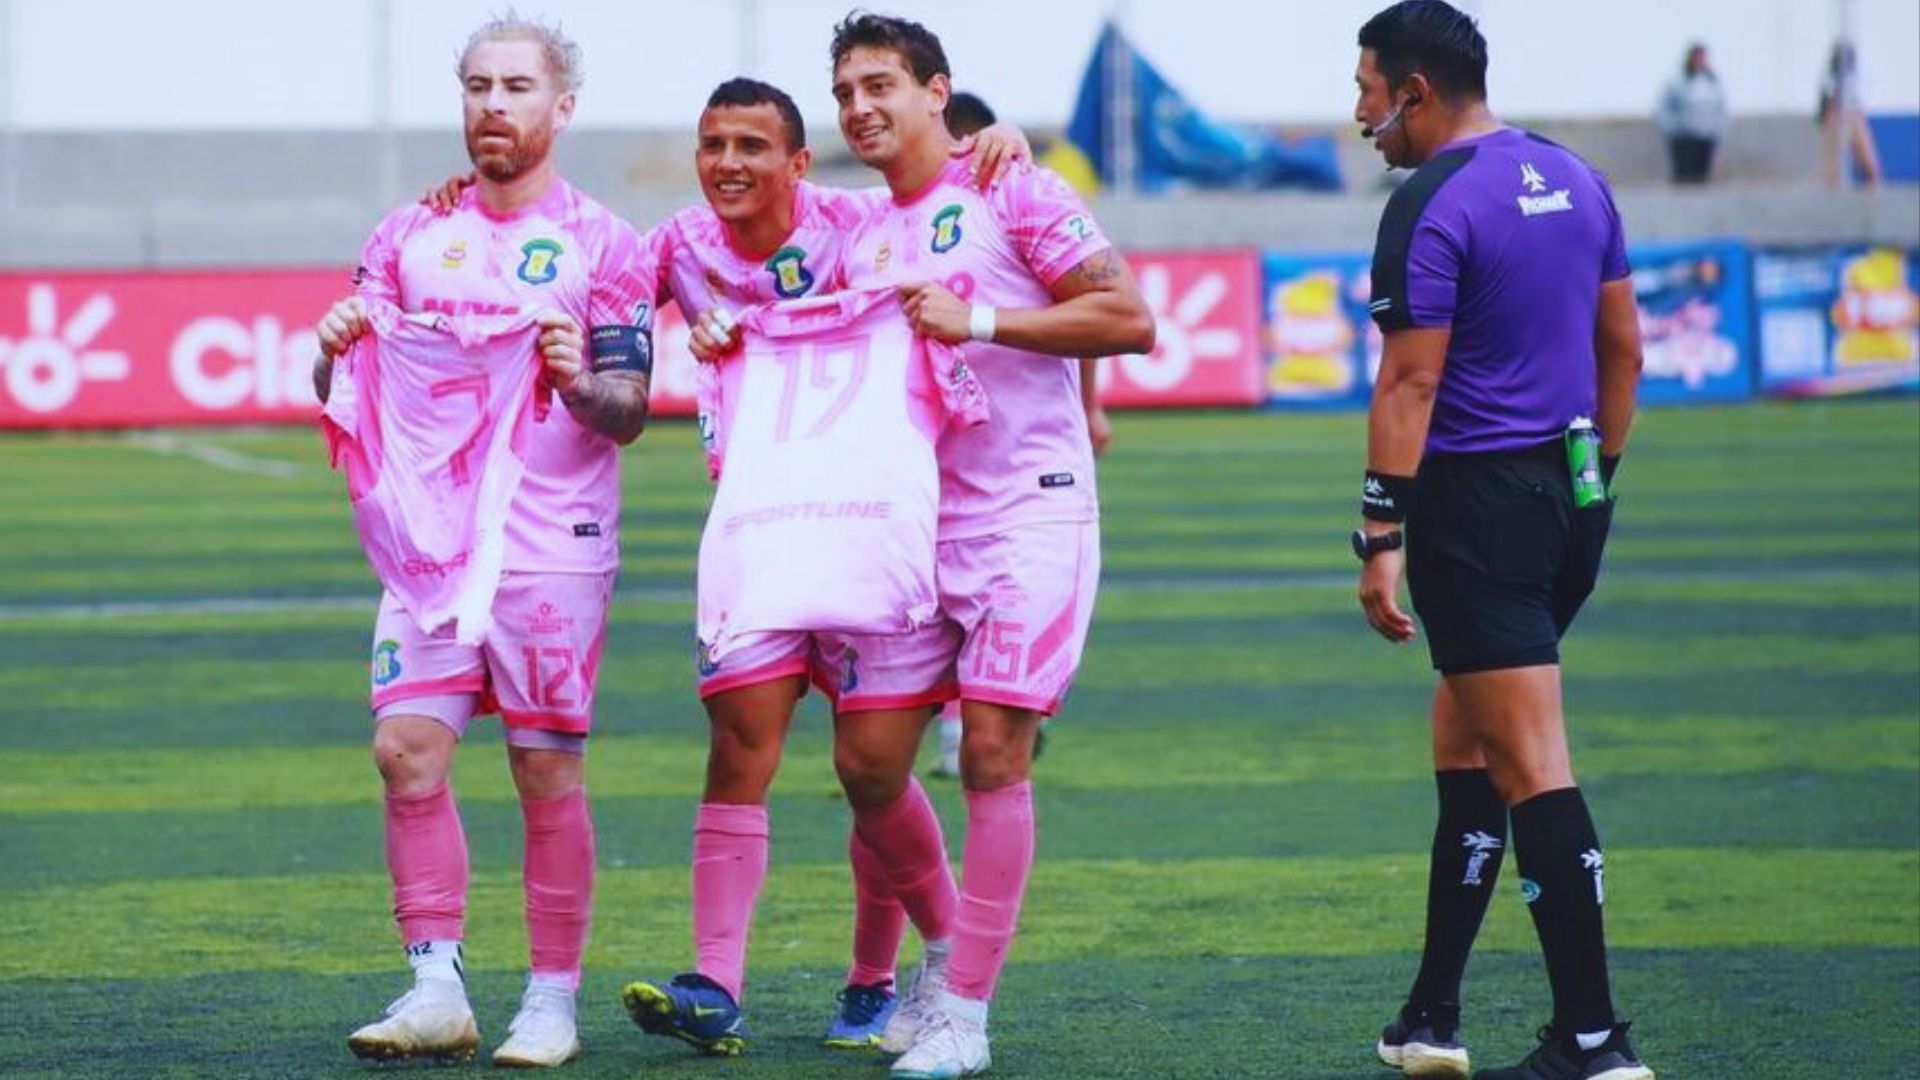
top-left (896, 248), bottom-right (1155, 359)
top-left (536, 311), bottom-right (651, 445)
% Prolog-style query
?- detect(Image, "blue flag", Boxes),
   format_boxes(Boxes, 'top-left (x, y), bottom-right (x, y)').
top-left (1046, 22), bottom-right (1343, 194)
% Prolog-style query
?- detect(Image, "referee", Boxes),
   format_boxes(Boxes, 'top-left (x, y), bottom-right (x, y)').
top-left (1348, 4), bottom-right (1652, 1080)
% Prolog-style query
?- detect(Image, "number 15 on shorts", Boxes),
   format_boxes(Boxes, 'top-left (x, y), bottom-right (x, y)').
top-left (969, 619), bottom-right (1026, 684)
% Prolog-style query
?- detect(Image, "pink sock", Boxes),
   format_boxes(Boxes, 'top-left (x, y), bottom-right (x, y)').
top-left (946, 780), bottom-right (1035, 1001)
top-left (386, 781), bottom-right (469, 943)
top-left (846, 825), bottom-right (908, 988)
top-left (851, 776), bottom-right (957, 942)
top-left (692, 802), bottom-right (769, 1003)
top-left (522, 786), bottom-right (595, 991)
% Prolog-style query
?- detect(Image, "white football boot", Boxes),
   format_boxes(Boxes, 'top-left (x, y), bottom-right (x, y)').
top-left (890, 1005), bottom-right (991, 1079)
top-left (492, 984), bottom-right (582, 1068)
top-left (879, 949), bottom-right (950, 1054)
top-left (346, 977), bottom-right (479, 1061)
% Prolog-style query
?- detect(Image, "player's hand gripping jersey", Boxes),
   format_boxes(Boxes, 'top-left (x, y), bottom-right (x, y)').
top-left (323, 301), bottom-right (548, 644)
top-left (839, 158), bottom-right (1114, 538)
top-left (695, 288), bottom-right (988, 662)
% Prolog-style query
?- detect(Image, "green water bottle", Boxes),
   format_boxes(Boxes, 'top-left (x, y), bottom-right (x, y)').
top-left (1566, 416), bottom-right (1607, 508)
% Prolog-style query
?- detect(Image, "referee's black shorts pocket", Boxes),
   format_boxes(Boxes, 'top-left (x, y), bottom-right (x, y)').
top-left (1552, 496), bottom-right (1615, 634)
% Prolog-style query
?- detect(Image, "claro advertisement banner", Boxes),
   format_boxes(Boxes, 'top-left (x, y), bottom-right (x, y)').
top-left (0, 249), bottom-right (1268, 429)
top-left (0, 270), bottom-right (343, 429)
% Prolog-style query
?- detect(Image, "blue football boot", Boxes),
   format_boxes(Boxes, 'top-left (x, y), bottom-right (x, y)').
top-left (620, 972), bottom-right (750, 1056)
top-left (822, 981), bottom-right (898, 1049)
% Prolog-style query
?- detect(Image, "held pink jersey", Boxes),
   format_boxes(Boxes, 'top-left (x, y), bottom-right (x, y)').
top-left (356, 179), bottom-right (657, 573)
top-left (695, 288), bottom-right (988, 662)
top-left (650, 180), bottom-right (883, 316)
top-left (323, 301), bottom-right (548, 644)
top-left (840, 158), bottom-right (1114, 539)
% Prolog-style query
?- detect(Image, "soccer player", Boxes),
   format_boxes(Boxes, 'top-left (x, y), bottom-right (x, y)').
top-left (311, 15), bottom-right (655, 1069)
top-left (1349, 3), bottom-right (1652, 1079)
top-left (825, 14), bottom-right (1155, 1077)
top-left (618, 78), bottom-right (946, 1057)
top-left (924, 91), bottom-right (1111, 782)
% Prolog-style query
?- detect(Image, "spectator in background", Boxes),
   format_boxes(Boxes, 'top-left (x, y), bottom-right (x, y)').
top-left (1657, 43), bottom-right (1726, 184)
top-left (1819, 40), bottom-right (1883, 187)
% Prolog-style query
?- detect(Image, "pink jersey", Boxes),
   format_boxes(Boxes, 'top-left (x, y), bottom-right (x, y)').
top-left (324, 301), bottom-right (548, 644)
top-left (651, 180), bottom-right (883, 316)
top-left (840, 158), bottom-right (1113, 539)
top-left (695, 288), bottom-right (988, 662)
top-left (355, 179), bottom-right (657, 573)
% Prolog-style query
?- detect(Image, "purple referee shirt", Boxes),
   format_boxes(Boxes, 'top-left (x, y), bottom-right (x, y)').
top-left (1368, 127), bottom-right (1630, 455)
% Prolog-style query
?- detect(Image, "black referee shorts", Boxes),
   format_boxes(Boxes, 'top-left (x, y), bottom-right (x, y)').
top-left (1406, 440), bottom-right (1615, 676)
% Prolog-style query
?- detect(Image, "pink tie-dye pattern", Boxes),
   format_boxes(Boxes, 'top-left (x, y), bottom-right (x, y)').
top-left (841, 159), bottom-right (1114, 539)
top-left (653, 181), bottom-right (883, 317)
top-left (323, 302), bottom-right (545, 644)
top-left (354, 180), bottom-right (657, 573)
top-left (694, 289), bottom-right (987, 661)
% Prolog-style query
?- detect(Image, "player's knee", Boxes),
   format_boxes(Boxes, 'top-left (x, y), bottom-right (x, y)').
top-left (834, 744), bottom-right (908, 809)
top-left (508, 748), bottom-right (583, 801)
top-left (372, 721), bottom-right (452, 794)
top-left (958, 722), bottom-right (1036, 789)
top-left (704, 731), bottom-right (779, 803)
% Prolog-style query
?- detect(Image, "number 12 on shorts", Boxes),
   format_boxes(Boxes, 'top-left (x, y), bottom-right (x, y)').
top-left (969, 619), bottom-right (1026, 684)
top-left (522, 646), bottom-right (577, 709)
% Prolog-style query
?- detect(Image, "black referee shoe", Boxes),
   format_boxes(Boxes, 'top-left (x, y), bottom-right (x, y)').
top-left (1377, 1001), bottom-right (1469, 1078)
top-left (1473, 1022), bottom-right (1653, 1080)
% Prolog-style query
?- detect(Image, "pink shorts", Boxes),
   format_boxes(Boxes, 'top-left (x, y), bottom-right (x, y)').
top-left (697, 627), bottom-right (958, 714)
top-left (369, 570), bottom-right (614, 737)
top-left (938, 520), bottom-right (1101, 715)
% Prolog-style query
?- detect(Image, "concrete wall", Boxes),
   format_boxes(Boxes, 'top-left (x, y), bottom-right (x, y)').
top-left (1, 117), bottom-right (1914, 271)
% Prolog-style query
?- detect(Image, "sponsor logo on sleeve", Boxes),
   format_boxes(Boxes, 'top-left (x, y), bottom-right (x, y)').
top-left (1515, 162), bottom-right (1573, 217)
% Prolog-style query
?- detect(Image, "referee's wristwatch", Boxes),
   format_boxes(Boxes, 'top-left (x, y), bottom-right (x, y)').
top-left (1350, 528), bottom-right (1404, 561)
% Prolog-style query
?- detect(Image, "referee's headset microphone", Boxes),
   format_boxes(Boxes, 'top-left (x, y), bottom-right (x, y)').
top-left (1361, 91), bottom-right (1421, 140)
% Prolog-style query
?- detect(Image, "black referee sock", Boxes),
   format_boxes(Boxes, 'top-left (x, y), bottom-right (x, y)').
top-left (1406, 768), bottom-right (1507, 1015)
top-left (1511, 786), bottom-right (1618, 1035)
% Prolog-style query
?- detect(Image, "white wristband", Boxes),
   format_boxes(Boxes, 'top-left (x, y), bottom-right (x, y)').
top-left (968, 304), bottom-right (997, 343)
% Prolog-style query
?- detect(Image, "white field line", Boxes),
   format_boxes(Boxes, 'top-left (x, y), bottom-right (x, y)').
top-left (120, 432), bottom-right (306, 480)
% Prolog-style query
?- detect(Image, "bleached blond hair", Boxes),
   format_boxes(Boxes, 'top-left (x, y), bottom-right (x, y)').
top-left (457, 11), bottom-right (583, 92)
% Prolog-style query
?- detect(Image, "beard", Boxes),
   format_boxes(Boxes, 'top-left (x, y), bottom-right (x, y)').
top-left (466, 120), bottom-right (556, 182)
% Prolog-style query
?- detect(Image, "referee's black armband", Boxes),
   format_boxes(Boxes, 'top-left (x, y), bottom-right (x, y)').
top-left (1362, 470), bottom-right (1416, 524)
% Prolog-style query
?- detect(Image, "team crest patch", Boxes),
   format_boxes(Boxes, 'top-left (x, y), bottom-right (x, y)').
top-left (842, 648), bottom-right (861, 693)
top-left (706, 268), bottom-right (729, 296)
top-left (517, 238), bottom-right (564, 284)
top-left (372, 639), bottom-right (403, 686)
top-left (696, 638), bottom-right (719, 677)
top-left (930, 204), bottom-right (964, 253)
top-left (765, 245), bottom-right (814, 298)
top-left (875, 240), bottom-right (893, 273)
top-left (441, 240), bottom-right (467, 270)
